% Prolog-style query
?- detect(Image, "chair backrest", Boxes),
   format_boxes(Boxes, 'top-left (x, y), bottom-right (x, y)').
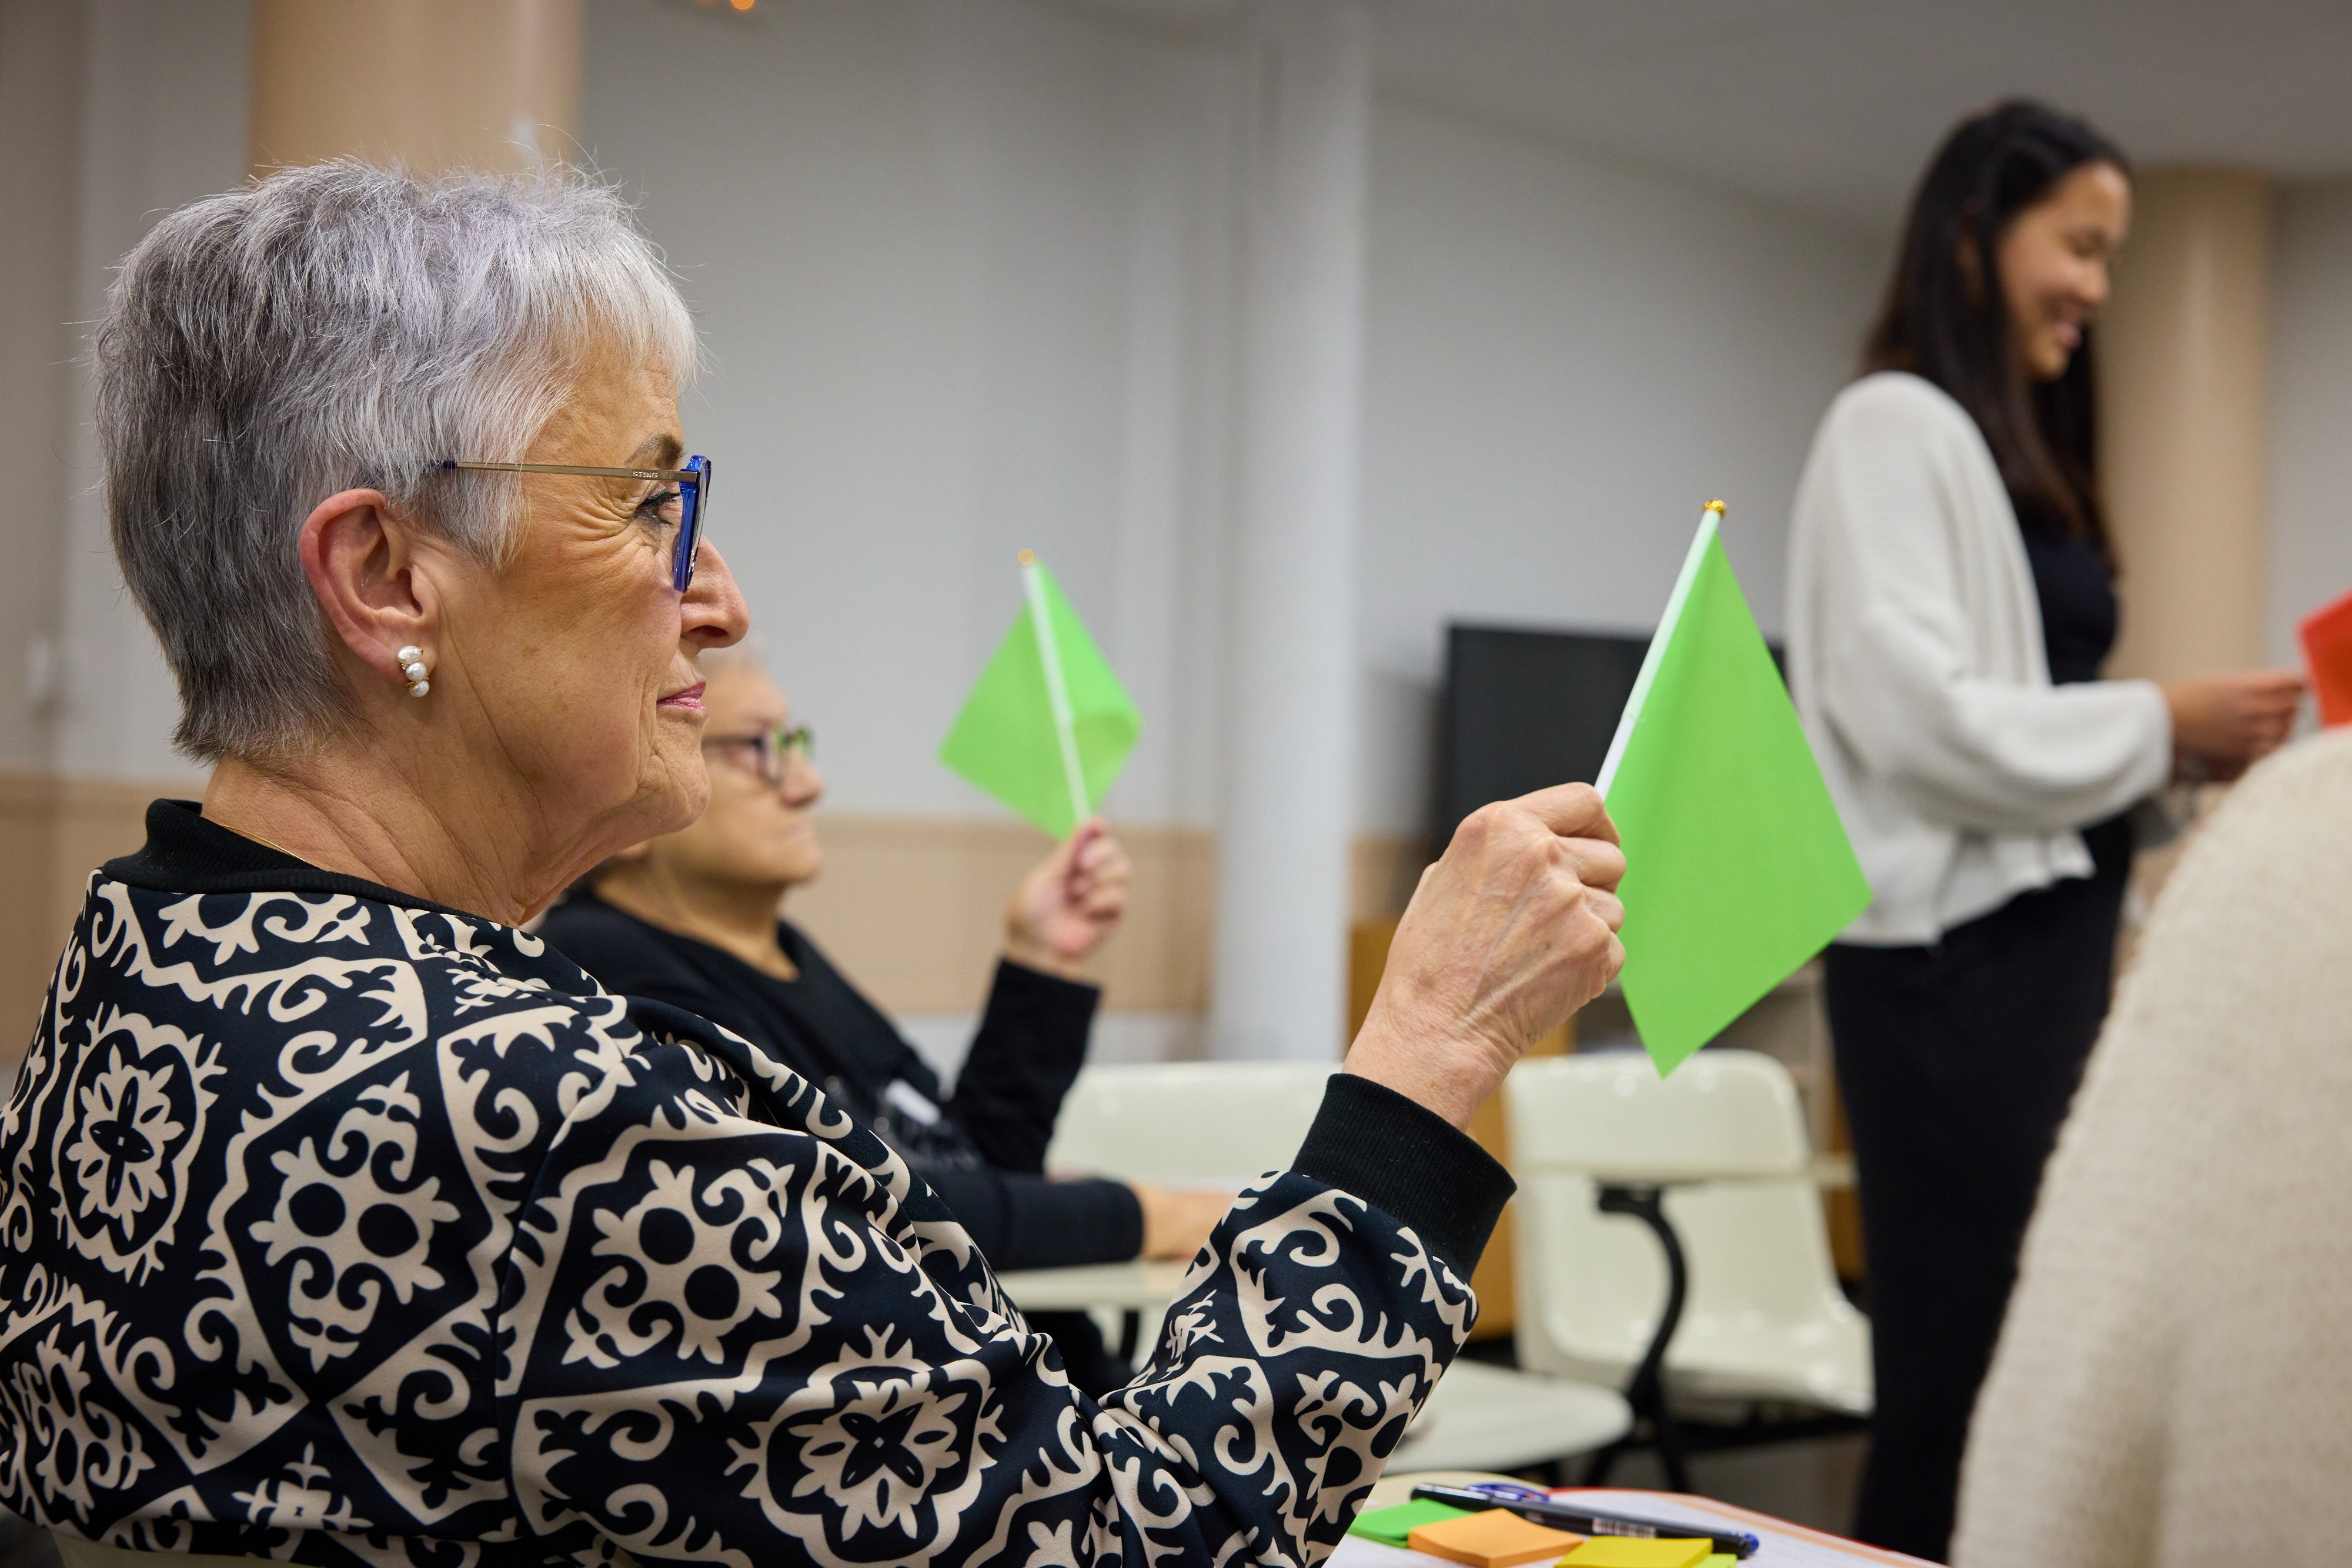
top-left (1507, 1049), bottom-right (1808, 1178)
top-left (1046, 1062), bottom-right (1338, 1187)
top-left (1506, 1050), bottom-right (1854, 1388)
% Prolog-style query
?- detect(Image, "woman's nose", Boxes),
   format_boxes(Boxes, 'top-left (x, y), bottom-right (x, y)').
top-left (685, 540), bottom-right (751, 647)
top-left (2080, 259), bottom-right (2111, 312)
top-left (784, 753), bottom-right (824, 807)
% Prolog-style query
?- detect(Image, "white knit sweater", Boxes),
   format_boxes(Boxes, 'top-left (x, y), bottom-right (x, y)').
top-left (1955, 728), bottom-right (2352, 1568)
top-left (1785, 372), bottom-right (2173, 944)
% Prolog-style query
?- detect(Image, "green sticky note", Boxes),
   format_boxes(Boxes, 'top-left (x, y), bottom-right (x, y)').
top-left (1703, 1557), bottom-right (1736, 1568)
top-left (1347, 1497), bottom-right (1471, 1546)
top-left (940, 559), bottom-right (1141, 838)
top-left (1600, 510), bottom-right (1872, 1075)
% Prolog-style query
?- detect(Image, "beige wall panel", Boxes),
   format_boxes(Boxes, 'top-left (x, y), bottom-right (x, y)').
top-left (1348, 831), bottom-right (1428, 922)
top-left (792, 819), bottom-right (1428, 1020)
top-left (787, 816), bottom-right (1218, 1017)
top-left (779, 819), bottom-right (1446, 1019)
top-left (249, 0), bottom-right (582, 176)
top-left (2099, 168), bottom-right (2273, 681)
top-left (5, 799), bottom-right (1408, 1057)
top-left (0, 778), bottom-right (65, 1059)
top-left (1, 773), bottom-right (190, 1061)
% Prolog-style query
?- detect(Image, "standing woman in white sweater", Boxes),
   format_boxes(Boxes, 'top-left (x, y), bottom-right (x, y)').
top-left (1785, 101), bottom-right (2301, 1561)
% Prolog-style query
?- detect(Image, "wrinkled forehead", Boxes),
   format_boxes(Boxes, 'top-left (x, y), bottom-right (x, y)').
top-left (528, 343), bottom-right (687, 464)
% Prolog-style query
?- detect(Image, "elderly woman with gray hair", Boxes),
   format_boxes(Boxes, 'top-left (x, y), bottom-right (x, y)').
top-left (0, 163), bottom-right (1629, 1568)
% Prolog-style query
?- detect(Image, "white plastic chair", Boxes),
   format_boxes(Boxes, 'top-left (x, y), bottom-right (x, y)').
top-left (1038, 1062), bottom-right (1332, 1383)
top-left (1048, 1061), bottom-right (1631, 1470)
top-left (1045, 1061), bottom-right (1338, 1185)
top-left (1391, 1359), bottom-right (1630, 1472)
top-left (1506, 1050), bottom-right (1870, 1415)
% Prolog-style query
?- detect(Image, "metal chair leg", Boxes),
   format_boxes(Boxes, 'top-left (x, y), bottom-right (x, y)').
top-left (1581, 1182), bottom-right (1693, 1493)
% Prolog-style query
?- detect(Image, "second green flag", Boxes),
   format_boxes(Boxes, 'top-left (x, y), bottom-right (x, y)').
top-left (940, 552), bottom-right (1141, 838)
top-left (1599, 503), bottom-right (1872, 1075)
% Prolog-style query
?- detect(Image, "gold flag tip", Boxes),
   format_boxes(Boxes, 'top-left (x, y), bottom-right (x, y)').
top-left (1017, 548), bottom-right (1036, 566)
top-left (1704, 500), bottom-right (1727, 516)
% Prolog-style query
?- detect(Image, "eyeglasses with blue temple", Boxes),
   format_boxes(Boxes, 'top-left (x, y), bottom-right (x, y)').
top-left (433, 455), bottom-right (713, 592)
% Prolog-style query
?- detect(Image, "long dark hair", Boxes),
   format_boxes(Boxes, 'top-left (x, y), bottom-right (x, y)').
top-left (1864, 101), bottom-right (2129, 558)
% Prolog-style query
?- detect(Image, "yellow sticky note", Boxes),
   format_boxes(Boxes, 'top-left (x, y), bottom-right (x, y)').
top-left (1556, 1539), bottom-right (1715, 1568)
top-left (1408, 1507), bottom-right (1585, 1567)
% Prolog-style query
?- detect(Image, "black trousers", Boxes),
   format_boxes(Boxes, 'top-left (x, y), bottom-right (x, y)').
top-left (1825, 834), bottom-right (2129, 1564)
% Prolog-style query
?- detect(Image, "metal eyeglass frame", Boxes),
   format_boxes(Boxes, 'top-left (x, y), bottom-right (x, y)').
top-left (703, 723), bottom-right (813, 788)
top-left (435, 456), bottom-right (712, 592)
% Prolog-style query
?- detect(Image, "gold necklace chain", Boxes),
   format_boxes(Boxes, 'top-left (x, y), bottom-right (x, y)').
top-left (227, 822), bottom-right (306, 862)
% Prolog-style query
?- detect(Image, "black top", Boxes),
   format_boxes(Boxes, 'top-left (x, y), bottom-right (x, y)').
top-left (2018, 517), bottom-right (2133, 874)
top-left (539, 892), bottom-right (1146, 1271)
top-left (2019, 525), bottom-right (2119, 688)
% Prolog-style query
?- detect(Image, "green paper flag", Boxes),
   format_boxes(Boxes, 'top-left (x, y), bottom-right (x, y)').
top-left (940, 554), bottom-right (1141, 838)
top-left (1598, 503), bottom-right (1872, 1076)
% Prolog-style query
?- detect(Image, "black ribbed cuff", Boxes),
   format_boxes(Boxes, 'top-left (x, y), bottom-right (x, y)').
top-left (986, 959), bottom-right (1101, 1056)
top-left (995, 1175), bottom-right (1144, 1271)
top-left (1289, 1073), bottom-right (1515, 1281)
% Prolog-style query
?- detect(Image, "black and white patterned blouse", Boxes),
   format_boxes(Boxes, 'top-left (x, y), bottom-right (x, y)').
top-left (0, 803), bottom-right (1510, 1567)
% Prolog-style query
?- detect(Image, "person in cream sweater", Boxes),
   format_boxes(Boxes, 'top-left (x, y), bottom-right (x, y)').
top-left (1956, 728), bottom-right (2352, 1567)
top-left (1785, 101), bottom-right (2301, 1560)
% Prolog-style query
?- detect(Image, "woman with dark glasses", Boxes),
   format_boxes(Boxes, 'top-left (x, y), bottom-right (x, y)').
top-left (540, 648), bottom-right (1232, 1392)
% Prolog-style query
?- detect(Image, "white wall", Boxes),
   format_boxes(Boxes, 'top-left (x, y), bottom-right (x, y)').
top-left (14, 1), bottom-right (2348, 824)
top-left (579, 0), bottom-right (1238, 827)
top-left (0, 0), bottom-right (246, 787)
top-left (56, 0), bottom-right (250, 783)
top-left (580, 3), bottom-right (1889, 839)
top-left (2269, 179), bottom-right (2352, 668)
top-left (6, 0), bottom-right (1893, 836)
top-left (0, 0), bottom-right (85, 772)
top-left (1352, 99), bottom-right (1887, 837)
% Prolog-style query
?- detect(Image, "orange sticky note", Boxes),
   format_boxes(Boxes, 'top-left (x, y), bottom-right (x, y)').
top-left (1406, 1507), bottom-right (1585, 1567)
top-left (1556, 1538), bottom-right (1715, 1568)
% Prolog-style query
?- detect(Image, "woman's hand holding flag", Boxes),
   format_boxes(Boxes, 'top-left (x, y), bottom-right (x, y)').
top-left (1347, 783), bottom-right (1628, 1131)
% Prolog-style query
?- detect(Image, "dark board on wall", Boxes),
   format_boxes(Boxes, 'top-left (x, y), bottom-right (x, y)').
top-left (1434, 623), bottom-right (1785, 845)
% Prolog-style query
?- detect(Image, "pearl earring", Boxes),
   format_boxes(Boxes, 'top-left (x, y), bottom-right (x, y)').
top-left (397, 645), bottom-right (431, 698)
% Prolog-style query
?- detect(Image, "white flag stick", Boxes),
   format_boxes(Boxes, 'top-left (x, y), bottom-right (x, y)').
top-left (1021, 550), bottom-right (1091, 830)
top-left (1595, 500), bottom-right (1726, 798)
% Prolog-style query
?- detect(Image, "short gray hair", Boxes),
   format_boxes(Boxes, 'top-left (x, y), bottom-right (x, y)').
top-left (95, 161), bottom-right (700, 762)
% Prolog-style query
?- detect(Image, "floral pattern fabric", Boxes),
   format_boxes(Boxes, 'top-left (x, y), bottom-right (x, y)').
top-left (0, 875), bottom-right (1475, 1566)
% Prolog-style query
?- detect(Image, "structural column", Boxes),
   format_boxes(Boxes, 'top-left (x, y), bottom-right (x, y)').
top-left (1210, 0), bottom-right (1373, 1061)
top-left (249, 0), bottom-right (582, 176)
top-left (2099, 169), bottom-right (2274, 679)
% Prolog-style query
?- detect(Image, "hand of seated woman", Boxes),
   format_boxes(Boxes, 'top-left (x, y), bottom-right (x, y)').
top-left (1003, 815), bottom-right (1132, 978)
top-left (1130, 1182), bottom-right (1236, 1262)
top-left (1347, 783), bottom-right (1626, 1131)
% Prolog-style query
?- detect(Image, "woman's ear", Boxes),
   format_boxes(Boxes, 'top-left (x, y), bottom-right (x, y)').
top-left (297, 489), bottom-right (443, 686)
